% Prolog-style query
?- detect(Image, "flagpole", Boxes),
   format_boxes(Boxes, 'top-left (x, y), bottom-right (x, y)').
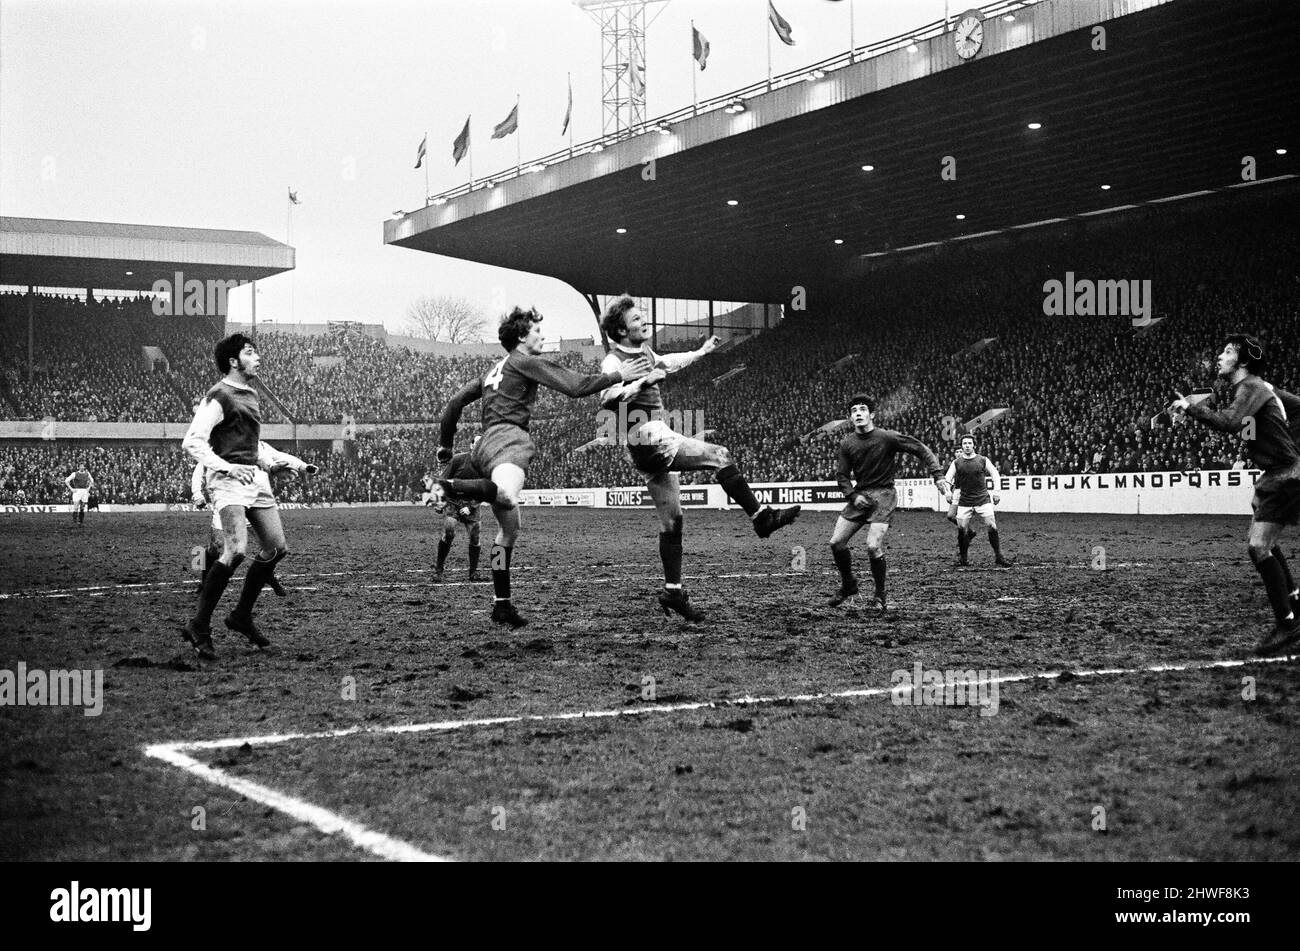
top-left (515, 94), bottom-right (521, 177)
top-left (424, 130), bottom-right (429, 204)
top-left (469, 122), bottom-right (475, 190)
top-left (766, 2), bottom-right (773, 91)
top-left (568, 72), bottom-right (574, 157)
top-left (850, 0), bottom-right (856, 62)
top-left (691, 21), bottom-right (698, 115)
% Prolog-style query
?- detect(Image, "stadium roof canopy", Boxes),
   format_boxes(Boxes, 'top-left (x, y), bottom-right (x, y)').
top-left (0, 218), bottom-right (294, 291)
top-left (385, 0), bottom-right (1297, 304)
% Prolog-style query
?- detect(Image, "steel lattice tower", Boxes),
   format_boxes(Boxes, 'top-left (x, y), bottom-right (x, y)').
top-left (574, 0), bottom-right (669, 137)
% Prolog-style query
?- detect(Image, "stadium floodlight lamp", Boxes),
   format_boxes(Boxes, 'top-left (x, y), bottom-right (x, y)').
top-left (1100, 184), bottom-right (1111, 190)
top-left (1278, 148), bottom-right (1288, 155)
top-left (725, 99), bottom-right (746, 114)
top-left (906, 42), bottom-right (919, 53)
top-left (955, 214), bottom-right (966, 220)
top-left (805, 68), bottom-right (826, 82)
top-left (1003, 13), bottom-right (1016, 22)
top-left (861, 164), bottom-right (875, 171)
top-left (433, 196), bottom-right (449, 205)
top-left (616, 227), bottom-right (627, 234)
top-left (833, 239), bottom-right (844, 245)
top-left (591, 143), bottom-right (605, 153)
top-left (726, 199), bottom-right (739, 206)
top-left (655, 123), bottom-right (672, 135)
top-left (125, 270), bottom-right (133, 276)
top-left (1027, 122), bottom-right (1042, 130)
top-left (487, 180), bottom-right (497, 189)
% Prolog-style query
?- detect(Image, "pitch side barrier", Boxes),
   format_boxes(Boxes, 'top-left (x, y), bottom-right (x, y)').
top-left (1, 471), bottom-right (1261, 516)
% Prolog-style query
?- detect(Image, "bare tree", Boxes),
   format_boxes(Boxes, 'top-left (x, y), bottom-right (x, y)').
top-left (405, 295), bottom-right (489, 343)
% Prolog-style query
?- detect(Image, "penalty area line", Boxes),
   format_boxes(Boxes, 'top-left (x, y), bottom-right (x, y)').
top-left (143, 651), bottom-right (1297, 863)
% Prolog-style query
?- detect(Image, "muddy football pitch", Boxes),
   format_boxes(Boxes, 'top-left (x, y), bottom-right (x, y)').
top-left (2, 506), bottom-right (1297, 861)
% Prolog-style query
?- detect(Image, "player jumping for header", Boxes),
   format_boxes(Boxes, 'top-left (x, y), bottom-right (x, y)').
top-left (437, 306), bottom-right (652, 628)
top-left (191, 461), bottom-right (287, 598)
top-left (1171, 334), bottom-right (1300, 655)
top-left (943, 434), bottom-right (1013, 568)
top-left (598, 295), bottom-right (801, 621)
top-left (829, 394), bottom-right (950, 611)
top-left (65, 463), bottom-right (94, 524)
top-left (181, 334), bottom-right (316, 659)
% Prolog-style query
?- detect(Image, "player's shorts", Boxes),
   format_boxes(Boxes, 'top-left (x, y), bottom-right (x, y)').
top-left (208, 468), bottom-right (277, 514)
top-left (957, 502), bottom-right (996, 521)
top-left (472, 423), bottom-right (536, 475)
top-left (70, 488), bottom-right (90, 506)
top-left (439, 501), bottom-right (481, 526)
top-left (626, 419), bottom-right (711, 475)
top-left (1252, 463), bottom-right (1300, 527)
top-left (841, 487), bottom-right (897, 524)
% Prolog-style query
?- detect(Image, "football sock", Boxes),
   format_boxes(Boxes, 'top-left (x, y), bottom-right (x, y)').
top-left (194, 560), bottom-right (236, 628)
top-left (1250, 550), bottom-right (1295, 624)
top-left (716, 464), bottom-right (760, 517)
top-left (436, 538), bottom-right (452, 572)
top-left (869, 554), bottom-right (887, 598)
top-left (233, 553), bottom-right (279, 619)
top-left (659, 530), bottom-right (683, 586)
top-left (958, 528), bottom-right (971, 560)
top-left (468, 544), bottom-right (481, 574)
top-left (989, 528), bottom-right (1003, 558)
top-left (202, 543), bottom-right (221, 582)
top-left (491, 544), bottom-right (512, 600)
top-left (447, 478), bottom-right (498, 504)
top-left (1273, 546), bottom-right (1298, 599)
top-left (831, 546), bottom-right (853, 587)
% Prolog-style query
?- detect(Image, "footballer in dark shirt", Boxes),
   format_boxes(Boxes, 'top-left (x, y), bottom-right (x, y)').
top-left (437, 307), bottom-right (651, 628)
top-left (428, 446), bottom-right (484, 583)
top-left (829, 393), bottom-right (950, 611)
top-left (1172, 334), bottom-right (1300, 654)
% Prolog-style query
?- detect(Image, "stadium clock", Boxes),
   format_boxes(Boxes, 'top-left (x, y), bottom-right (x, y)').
top-left (953, 10), bottom-right (984, 60)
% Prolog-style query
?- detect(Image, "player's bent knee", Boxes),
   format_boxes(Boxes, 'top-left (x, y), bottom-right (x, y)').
top-left (713, 446), bottom-right (733, 467)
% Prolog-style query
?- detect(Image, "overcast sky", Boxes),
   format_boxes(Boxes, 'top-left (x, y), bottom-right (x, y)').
top-left (1, 0), bottom-right (950, 340)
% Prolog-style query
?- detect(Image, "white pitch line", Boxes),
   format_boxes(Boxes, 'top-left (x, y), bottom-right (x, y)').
top-left (143, 651), bottom-right (1297, 862)
top-left (0, 560), bottom-right (1225, 600)
top-left (144, 743), bottom-right (445, 862)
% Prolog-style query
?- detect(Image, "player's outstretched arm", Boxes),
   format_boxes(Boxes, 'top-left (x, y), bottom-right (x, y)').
top-left (439, 377), bottom-right (484, 455)
top-left (1175, 382), bottom-right (1270, 433)
top-left (656, 336), bottom-right (720, 373)
top-left (258, 441), bottom-right (317, 475)
top-left (520, 351), bottom-right (650, 399)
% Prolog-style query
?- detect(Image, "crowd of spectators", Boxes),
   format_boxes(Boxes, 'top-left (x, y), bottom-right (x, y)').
top-left (1, 192), bottom-right (1296, 503)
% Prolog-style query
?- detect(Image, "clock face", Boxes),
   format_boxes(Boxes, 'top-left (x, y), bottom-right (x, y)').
top-left (954, 14), bottom-right (983, 60)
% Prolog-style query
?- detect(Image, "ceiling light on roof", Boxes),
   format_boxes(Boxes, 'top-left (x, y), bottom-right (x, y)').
top-left (1277, 148), bottom-right (1288, 155)
top-left (1003, 13), bottom-right (1016, 21)
top-left (592, 143), bottom-right (604, 153)
top-left (433, 197), bottom-right (448, 205)
top-left (906, 42), bottom-right (918, 53)
top-left (616, 227), bottom-right (627, 234)
top-left (1100, 184), bottom-right (1111, 190)
top-left (655, 123), bottom-right (671, 135)
top-left (955, 214), bottom-right (966, 220)
top-left (725, 99), bottom-right (746, 114)
top-left (1027, 122), bottom-right (1042, 130)
top-left (125, 270), bottom-right (133, 275)
top-left (861, 164), bottom-right (874, 172)
top-left (726, 199), bottom-right (739, 206)
top-left (833, 239), bottom-right (844, 245)
top-left (806, 69), bottom-right (825, 82)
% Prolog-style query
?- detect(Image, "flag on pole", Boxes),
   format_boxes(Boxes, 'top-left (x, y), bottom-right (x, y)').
top-left (692, 24), bottom-right (710, 70)
top-left (562, 75), bottom-right (572, 135)
top-left (492, 102), bottom-right (518, 139)
top-left (452, 117), bottom-right (470, 164)
top-left (769, 0), bottom-right (795, 46)
top-left (414, 133), bottom-right (427, 169)
top-left (288, 188), bottom-right (301, 205)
